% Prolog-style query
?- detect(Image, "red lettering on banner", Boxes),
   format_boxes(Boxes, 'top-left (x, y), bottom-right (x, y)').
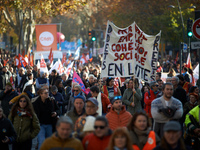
top-left (118, 33), bottom-right (133, 43)
top-left (40, 37), bottom-right (52, 41)
top-left (112, 42), bottom-right (134, 52)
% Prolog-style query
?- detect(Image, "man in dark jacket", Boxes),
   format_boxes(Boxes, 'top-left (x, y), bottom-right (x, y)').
top-left (0, 82), bottom-right (18, 117)
top-left (49, 69), bottom-right (61, 88)
top-left (0, 66), bottom-right (9, 91)
top-left (171, 76), bottom-right (187, 106)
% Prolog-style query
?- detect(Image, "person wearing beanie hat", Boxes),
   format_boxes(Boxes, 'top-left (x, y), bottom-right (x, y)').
top-left (82, 116), bottom-right (96, 138)
top-left (65, 95), bottom-right (85, 125)
top-left (106, 96), bottom-right (132, 130)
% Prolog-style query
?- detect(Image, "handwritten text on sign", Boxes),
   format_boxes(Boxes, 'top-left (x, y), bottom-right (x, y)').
top-left (101, 21), bottom-right (161, 82)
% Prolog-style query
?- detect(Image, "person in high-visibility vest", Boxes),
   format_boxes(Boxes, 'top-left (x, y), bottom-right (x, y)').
top-left (127, 111), bottom-right (160, 150)
top-left (154, 121), bottom-right (190, 150)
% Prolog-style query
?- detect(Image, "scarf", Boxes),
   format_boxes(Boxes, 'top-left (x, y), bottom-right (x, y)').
top-left (17, 107), bottom-right (32, 119)
top-left (96, 92), bottom-right (102, 116)
top-left (133, 127), bottom-right (151, 147)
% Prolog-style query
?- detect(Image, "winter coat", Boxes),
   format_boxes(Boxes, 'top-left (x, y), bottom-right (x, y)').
top-left (8, 113), bottom-right (40, 143)
top-left (106, 105), bottom-right (132, 130)
top-left (0, 90), bottom-right (18, 117)
top-left (0, 71), bottom-right (9, 90)
top-left (144, 89), bottom-right (159, 118)
top-left (65, 108), bottom-right (85, 125)
top-left (40, 133), bottom-right (84, 150)
top-left (82, 130), bottom-right (112, 150)
top-left (122, 88), bottom-right (142, 115)
top-left (0, 117), bottom-right (17, 150)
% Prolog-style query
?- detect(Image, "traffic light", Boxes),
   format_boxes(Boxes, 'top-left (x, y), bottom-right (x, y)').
top-left (91, 30), bottom-right (96, 41)
top-left (88, 31), bottom-right (92, 37)
top-left (187, 18), bottom-right (193, 37)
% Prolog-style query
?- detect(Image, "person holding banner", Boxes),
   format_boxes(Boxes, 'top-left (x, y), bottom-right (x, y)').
top-left (122, 79), bottom-right (142, 115)
top-left (103, 78), bottom-right (121, 100)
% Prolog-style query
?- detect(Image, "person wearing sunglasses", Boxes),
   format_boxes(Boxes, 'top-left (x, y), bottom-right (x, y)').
top-left (122, 79), bottom-right (142, 115)
top-left (8, 95), bottom-right (40, 150)
top-left (144, 81), bottom-right (159, 119)
top-left (66, 84), bottom-right (86, 112)
top-left (106, 96), bottom-right (132, 130)
top-left (82, 116), bottom-right (112, 150)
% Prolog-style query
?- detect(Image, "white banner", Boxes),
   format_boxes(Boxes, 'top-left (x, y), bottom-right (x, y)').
top-left (101, 21), bottom-right (161, 82)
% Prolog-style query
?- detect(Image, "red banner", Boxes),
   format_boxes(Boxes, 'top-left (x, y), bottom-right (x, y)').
top-left (35, 24), bottom-right (57, 51)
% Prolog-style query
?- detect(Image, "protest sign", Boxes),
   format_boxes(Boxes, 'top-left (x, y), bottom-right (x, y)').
top-left (73, 71), bottom-right (90, 94)
top-left (101, 21), bottom-right (161, 82)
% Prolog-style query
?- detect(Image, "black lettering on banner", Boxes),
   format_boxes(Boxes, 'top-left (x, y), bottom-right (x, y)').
top-left (153, 36), bottom-right (160, 51)
top-left (152, 51), bottom-right (158, 60)
top-left (135, 64), bottom-right (150, 82)
top-left (108, 63), bottom-right (123, 76)
top-left (105, 43), bottom-right (109, 52)
top-left (108, 25), bottom-right (112, 33)
top-left (108, 63), bottom-right (115, 76)
top-left (102, 61), bottom-right (106, 70)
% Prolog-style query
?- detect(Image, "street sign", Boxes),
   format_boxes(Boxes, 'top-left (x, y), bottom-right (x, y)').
top-left (192, 18), bottom-right (200, 40)
top-left (183, 43), bottom-right (187, 53)
top-left (191, 41), bottom-right (200, 49)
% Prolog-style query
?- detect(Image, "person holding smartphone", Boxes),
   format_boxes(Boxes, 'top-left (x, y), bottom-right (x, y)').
top-left (0, 106), bottom-right (17, 150)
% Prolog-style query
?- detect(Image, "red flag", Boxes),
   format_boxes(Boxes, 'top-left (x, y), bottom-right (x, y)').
top-left (28, 53), bottom-right (34, 66)
top-left (61, 53), bottom-right (66, 65)
top-left (48, 48), bottom-right (53, 64)
top-left (185, 53), bottom-right (192, 70)
top-left (80, 53), bottom-right (88, 64)
top-left (18, 54), bottom-right (27, 67)
top-left (10, 76), bottom-right (15, 89)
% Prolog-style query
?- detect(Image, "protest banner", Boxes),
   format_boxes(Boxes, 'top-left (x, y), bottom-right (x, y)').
top-left (73, 71), bottom-right (90, 94)
top-left (35, 24), bottom-right (57, 51)
top-left (65, 61), bottom-right (74, 77)
top-left (101, 21), bottom-right (161, 82)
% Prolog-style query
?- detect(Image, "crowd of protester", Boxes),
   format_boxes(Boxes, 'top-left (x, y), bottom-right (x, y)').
top-left (0, 55), bottom-right (200, 150)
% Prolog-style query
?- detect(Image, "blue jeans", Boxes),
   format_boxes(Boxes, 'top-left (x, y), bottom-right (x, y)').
top-left (38, 124), bottom-right (52, 150)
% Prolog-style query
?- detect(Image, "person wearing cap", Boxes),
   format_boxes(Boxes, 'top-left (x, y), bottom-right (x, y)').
top-left (82, 116), bottom-right (112, 150)
top-left (154, 121), bottom-right (190, 150)
top-left (122, 79), bottom-right (142, 115)
top-left (65, 95), bottom-right (85, 125)
top-left (40, 116), bottom-right (84, 150)
top-left (106, 96), bottom-right (132, 130)
top-left (151, 83), bottom-right (183, 138)
top-left (90, 86), bottom-right (111, 115)
top-left (0, 66), bottom-right (9, 92)
top-left (0, 82), bottom-right (18, 117)
top-left (74, 97), bottom-right (98, 135)
top-left (144, 81), bottom-right (159, 118)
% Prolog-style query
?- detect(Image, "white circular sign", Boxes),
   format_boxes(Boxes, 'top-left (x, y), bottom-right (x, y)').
top-left (39, 31), bottom-right (54, 46)
top-left (192, 18), bottom-right (200, 40)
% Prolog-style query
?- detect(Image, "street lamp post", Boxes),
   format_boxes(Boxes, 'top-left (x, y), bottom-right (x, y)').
top-left (169, 2), bottom-right (196, 74)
